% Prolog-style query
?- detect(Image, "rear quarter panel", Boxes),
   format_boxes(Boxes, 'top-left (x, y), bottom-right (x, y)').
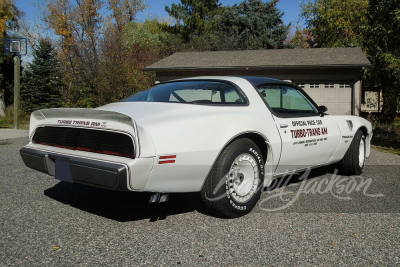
top-left (136, 79), bottom-right (281, 192)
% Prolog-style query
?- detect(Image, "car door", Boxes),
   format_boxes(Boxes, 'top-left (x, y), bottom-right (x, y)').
top-left (256, 84), bottom-right (341, 174)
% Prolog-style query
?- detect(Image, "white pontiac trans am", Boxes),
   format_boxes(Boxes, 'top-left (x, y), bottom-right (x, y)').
top-left (20, 77), bottom-right (372, 218)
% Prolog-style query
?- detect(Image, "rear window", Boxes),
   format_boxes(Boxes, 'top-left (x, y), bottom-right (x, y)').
top-left (121, 81), bottom-right (246, 105)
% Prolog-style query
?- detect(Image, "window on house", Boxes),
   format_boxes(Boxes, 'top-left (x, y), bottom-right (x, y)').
top-left (309, 83), bottom-right (320, 89)
top-left (296, 83), bottom-right (305, 89)
top-left (339, 83), bottom-right (351, 89)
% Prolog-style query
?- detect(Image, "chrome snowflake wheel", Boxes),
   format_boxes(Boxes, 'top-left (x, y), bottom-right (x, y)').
top-left (227, 153), bottom-right (260, 203)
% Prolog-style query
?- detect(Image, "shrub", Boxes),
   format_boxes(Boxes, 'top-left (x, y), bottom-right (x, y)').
top-left (1, 105), bottom-right (29, 126)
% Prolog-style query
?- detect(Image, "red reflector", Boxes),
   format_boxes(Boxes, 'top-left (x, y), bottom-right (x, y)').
top-left (159, 155), bottom-right (176, 160)
top-left (54, 144), bottom-right (74, 150)
top-left (159, 160), bottom-right (175, 164)
top-left (76, 147), bottom-right (90, 151)
top-left (103, 150), bottom-right (119, 156)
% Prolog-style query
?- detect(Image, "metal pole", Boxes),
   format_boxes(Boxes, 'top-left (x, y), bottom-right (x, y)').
top-left (0, 92), bottom-right (5, 117)
top-left (14, 55), bottom-right (20, 129)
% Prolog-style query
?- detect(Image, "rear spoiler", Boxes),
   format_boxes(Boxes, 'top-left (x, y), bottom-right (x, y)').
top-left (29, 108), bottom-right (136, 138)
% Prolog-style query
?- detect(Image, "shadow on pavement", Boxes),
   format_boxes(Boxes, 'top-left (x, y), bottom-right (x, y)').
top-left (44, 166), bottom-right (335, 221)
top-left (266, 164), bottom-right (341, 191)
top-left (44, 182), bottom-right (212, 222)
top-left (44, 164), bottom-right (397, 218)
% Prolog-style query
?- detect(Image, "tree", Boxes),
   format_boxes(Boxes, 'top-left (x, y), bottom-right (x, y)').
top-left (0, 0), bottom-right (19, 35)
top-left (21, 39), bottom-right (63, 113)
top-left (363, 0), bottom-right (400, 123)
top-left (44, 0), bottom-right (103, 107)
top-left (94, 19), bottom-right (177, 105)
top-left (107, 0), bottom-right (147, 31)
top-left (301, 0), bottom-right (400, 123)
top-left (222, 0), bottom-right (289, 50)
top-left (301, 0), bottom-right (368, 48)
top-left (122, 19), bottom-right (181, 57)
top-left (182, 26), bottom-right (242, 51)
top-left (42, 0), bottom-right (153, 108)
top-left (285, 24), bottom-right (312, 48)
top-left (165, 0), bottom-right (223, 41)
top-left (0, 0), bottom-right (22, 106)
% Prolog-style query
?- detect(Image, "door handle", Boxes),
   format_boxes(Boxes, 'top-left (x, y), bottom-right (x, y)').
top-left (280, 124), bottom-right (289, 128)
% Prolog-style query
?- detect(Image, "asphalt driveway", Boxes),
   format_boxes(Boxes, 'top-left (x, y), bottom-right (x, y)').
top-left (1, 137), bottom-right (399, 266)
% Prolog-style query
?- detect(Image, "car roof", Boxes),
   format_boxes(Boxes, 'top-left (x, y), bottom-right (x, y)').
top-left (162, 76), bottom-right (295, 87)
top-left (239, 77), bottom-right (294, 87)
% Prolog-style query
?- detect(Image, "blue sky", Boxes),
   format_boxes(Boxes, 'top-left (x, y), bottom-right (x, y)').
top-left (16, 0), bottom-right (306, 27)
top-left (137, 0), bottom-right (305, 26)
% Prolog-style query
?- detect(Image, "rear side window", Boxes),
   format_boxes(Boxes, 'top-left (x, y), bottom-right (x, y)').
top-left (256, 85), bottom-right (318, 114)
top-left (122, 81), bottom-right (246, 105)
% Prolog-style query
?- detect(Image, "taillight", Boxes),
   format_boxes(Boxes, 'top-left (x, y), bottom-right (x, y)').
top-left (76, 147), bottom-right (135, 158)
top-left (32, 127), bottom-right (135, 159)
top-left (35, 141), bottom-right (74, 150)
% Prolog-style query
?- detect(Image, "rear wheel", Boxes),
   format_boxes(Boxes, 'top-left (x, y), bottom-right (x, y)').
top-left (340, 130), bottom-right (366, 175)
top-left (200, 138), bottom-right (264, 218)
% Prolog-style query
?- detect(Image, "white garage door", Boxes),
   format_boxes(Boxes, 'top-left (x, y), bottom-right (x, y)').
top-left (296, 83), bottom-right (352, 115)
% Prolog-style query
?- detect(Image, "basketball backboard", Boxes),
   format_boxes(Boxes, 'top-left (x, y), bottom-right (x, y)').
top-left (3, 38), bottom-right (27, 56)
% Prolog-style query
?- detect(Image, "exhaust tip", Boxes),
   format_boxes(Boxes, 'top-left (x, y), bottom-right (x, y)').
top-left (159, 194), bottom-right (170, 203)
top-left (149, 193), bottom-right (160, 203)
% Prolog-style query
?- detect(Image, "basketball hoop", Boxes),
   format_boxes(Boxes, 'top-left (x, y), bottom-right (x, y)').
top-left (3, 38), bottom-right (27, 56)
top-left (3, 38), bottom-right (27, 128)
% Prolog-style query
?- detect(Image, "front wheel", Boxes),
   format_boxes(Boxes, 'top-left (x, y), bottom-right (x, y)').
top-left (340, 130), bottom-right (366, 175)
top-left (200, 138), bottom-right (264, 218)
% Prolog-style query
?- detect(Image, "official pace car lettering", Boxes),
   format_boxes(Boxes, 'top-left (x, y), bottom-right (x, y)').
top-left (292, 120), bottom-right (323, 127)
top-left (290, 127), bottom-right (328, 139)
top-left (57, 120), bottom-right (103, 127)
top-left (290, 119), bottom-right (328, 147)
top-left (293, 137), bottom-right (328, 147)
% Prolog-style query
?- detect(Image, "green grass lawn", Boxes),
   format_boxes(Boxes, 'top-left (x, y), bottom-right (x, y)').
top-left (0, 117), bottom-right (13, 128)
top-left (371, 136), bottom-right (400, 156)
top-left (0, 117), bottom-right (29, 129)
top-left (370, 123), bottom-right (400, 156)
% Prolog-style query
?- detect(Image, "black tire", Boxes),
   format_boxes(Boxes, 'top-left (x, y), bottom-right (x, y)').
top-left (200, 138), bottom-right (264, 218)
top-left (340, 130), bottom-right (366, 175)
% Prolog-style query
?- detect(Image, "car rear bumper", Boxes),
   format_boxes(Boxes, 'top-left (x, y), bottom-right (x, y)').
top-left (20, 147), bottom-right (130, 191)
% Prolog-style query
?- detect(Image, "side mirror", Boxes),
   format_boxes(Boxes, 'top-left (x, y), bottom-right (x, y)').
top-left (318, 105), bottom-right (328, 115)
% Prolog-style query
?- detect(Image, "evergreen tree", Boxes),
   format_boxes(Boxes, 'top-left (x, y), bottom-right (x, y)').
top-left (165, 0), bottom-right (223, 41)
top-left (21, 39), bottom-right (63, 113)
top-left (222, 0), bottom-right (289, 49)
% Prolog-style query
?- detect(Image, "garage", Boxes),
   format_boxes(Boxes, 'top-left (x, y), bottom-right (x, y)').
top-left (298, 83), bottom-right (352, 115)
top-left (145, 47), bottom-right (370, 116)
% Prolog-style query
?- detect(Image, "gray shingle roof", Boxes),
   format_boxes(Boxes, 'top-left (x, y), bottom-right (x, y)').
top-left (145, 47), bottom-right (371, 71)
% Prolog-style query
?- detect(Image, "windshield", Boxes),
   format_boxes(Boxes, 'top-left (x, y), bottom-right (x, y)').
top-left (121, 81), bottom-right (246, 105)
